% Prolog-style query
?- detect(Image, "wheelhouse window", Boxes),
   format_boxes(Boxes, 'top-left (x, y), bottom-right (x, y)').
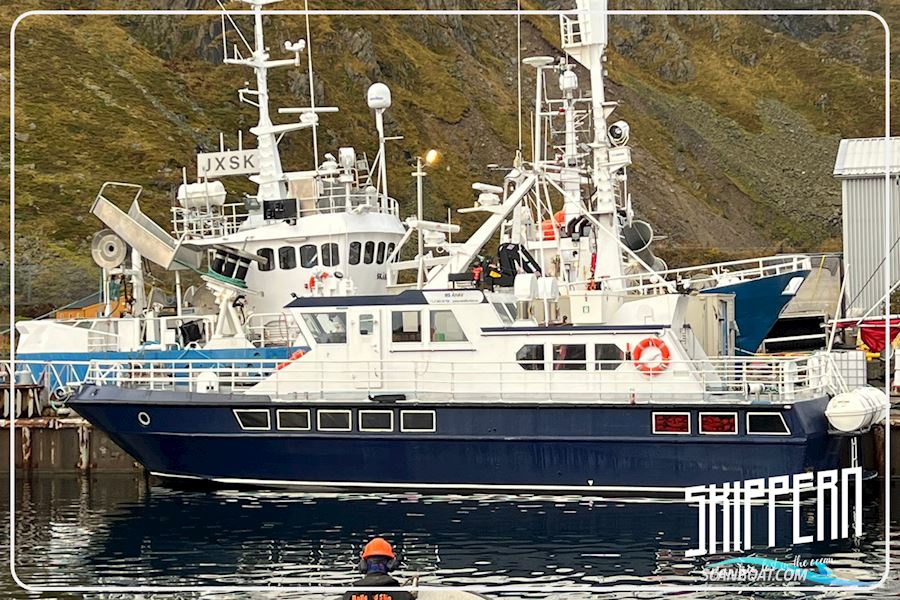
top-left (430, 310), bottom-right (467, 342)
top-left (300, 244), bottom-right (318, 268)
top-left (321, 243), bottom-right (339, 267)
top-left (302, 312), bottom-right (347, 344)
top-left (492, 302), bottom-right (514, 325)
top-left (516, 344), bottom-right (544, 371)
top-left (747, 412), bottom-right (790, 436)
top-left (359, 314), bottom-right (375, 335)
top-left (595, 343), bottom-right (625, 371)
top-left (652, 412), bottom-right (690, 435)
top-left (233, 409), bottom-right (270, 431)
top-left (386, 242), bottom-right (396, 262)
top-left (553, 344), bottom-right (586, 370)
top-left (364, 241), bottom-right (376, 264)
top-left (376, 241), bottom-right (387, 264)
top-left (318, 409), bottom-right (352, 432)
top-left (278, 246), bottom-right (297, 270)
top-left (699, 413), bottom-right (737, 435)
top-left (349, 241), bottom-right (362, 265)
top-left (401, 410), bottom-right (435, 432)
top-left (257, 248), bottom-right (274, 272)
top-left (360, 410), bottom-right (393, 432)
top-left (392, 311), bottom-right (422, 343)
top-left (276, 409), bottom-right (310, 431)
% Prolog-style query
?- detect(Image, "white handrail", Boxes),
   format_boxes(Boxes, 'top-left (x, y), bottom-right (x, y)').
top-left (59, 353), bottom-right (838, 405)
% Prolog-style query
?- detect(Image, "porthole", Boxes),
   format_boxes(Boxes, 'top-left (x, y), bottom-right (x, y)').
top-left (137, 411), bottom-right (151, 427)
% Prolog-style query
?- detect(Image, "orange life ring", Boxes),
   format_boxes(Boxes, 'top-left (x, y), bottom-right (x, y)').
top-left (276, 349), bottom-right (306, 370)
top-left (633, 337), bottom-right (671, 375)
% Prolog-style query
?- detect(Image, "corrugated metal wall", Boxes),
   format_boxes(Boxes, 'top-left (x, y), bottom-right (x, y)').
top-left (842, 176), bottom-right (900, 314)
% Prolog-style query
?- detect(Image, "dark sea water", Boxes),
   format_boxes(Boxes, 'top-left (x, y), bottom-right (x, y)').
top-left (2, 473), bottom-right (898, 598)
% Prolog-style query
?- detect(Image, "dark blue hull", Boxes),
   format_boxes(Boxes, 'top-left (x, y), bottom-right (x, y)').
top-left (71, 385), bottom-right (843, 493)
top-left (704, 269), bottom-right (810, 354)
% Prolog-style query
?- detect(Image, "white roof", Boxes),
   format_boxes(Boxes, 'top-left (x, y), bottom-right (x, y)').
top-left (833, 137), bottom-right (900, 178)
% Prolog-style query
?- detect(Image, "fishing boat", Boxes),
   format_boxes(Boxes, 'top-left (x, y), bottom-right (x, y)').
top-left (69, 0), bottom-right (886, 494)
top-left (14, 0), bottom-right (406, 391)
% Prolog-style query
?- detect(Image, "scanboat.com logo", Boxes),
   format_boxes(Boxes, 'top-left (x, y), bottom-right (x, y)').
top-left (704, 557), bottom-right (867, 587)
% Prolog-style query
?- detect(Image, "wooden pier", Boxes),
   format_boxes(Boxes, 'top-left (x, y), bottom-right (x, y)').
top-left (1, 362), bottom-right (139, 472)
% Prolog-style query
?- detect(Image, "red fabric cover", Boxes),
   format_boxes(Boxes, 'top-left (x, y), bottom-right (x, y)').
top-left (854, 319), bottom-right (900, 352)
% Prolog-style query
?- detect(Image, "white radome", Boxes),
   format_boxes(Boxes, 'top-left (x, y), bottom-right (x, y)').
top-left (367, 82), bottom-right (392, 110)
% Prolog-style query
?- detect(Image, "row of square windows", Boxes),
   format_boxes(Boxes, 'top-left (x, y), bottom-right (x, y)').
top-left (257, 241), bottom-right (397, 271)
top-left (234, 409), bottom-right (788, 436)
top-left (233, 408), bottom-right (436, 433)
top-left (652, 412), bottom-right (790, 436)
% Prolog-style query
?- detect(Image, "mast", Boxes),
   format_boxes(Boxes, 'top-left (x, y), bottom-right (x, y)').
top-left (222, 0), bottom-right (312, 204)
top-left (559, 0), bottom-right (632, 285)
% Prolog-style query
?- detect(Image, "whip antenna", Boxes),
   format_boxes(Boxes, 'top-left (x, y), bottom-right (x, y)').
top-left (517, 0), bottom-right (523, 153)
top-left (305, 0), bottom-right (319, 168)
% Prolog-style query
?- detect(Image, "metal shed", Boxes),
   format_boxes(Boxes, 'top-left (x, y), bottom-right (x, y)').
top-left (833, 137), bottom-right (900, 316)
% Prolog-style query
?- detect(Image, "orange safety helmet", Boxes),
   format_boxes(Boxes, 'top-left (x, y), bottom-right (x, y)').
top-left (361, 537), bottom-right (395, 559)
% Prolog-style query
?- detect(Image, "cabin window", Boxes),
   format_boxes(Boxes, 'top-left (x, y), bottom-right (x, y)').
top-left (318, 409), bottom-right (352, 432)
top-left (302, 312), bottom-right (347, 344)
top-left (747, 412), bottom-right (790, 436)
top-left (364, 241), bottom-right (376, 264)
top-left (276, 409), bottom-right (310, 431)
top-left (359, 314), bottom-right (375, 335)
top-left (376, 241), bottom-right (387, 264)
top-left (595, 343), bottom-right (625, 371)
top-left (492, 302), bottom-right (514, 325)
top-left (386, 242), bottom-right (396, 262)
top-left (349, 241), bottom-right (362, 265)
top-left (257, 248), bottom-right (274, 272)
top-left (233, 409), bottom-right (270, 431)
top-left (278, 246), bottom-right (297, 270)
top-left (430, 310), bottom-right (467, 342)
top-left (652, 412), bottom-right (690, 435)
top-left (321, 243), bottom-right (339, 267)
top-left (516, 344), bottom-right (544, 371)
top-left (553, 344), bottom-right (586, 370)
top-left (699, 413), bottom-right (737, 435)
top-left (300, 244), bottom-right (318, 268)
top-left (359, 410), bottom-right (393, 432)
top-left (392, 311), bottom-right (422, 343)
top-left (401, 410), bottom-right (436, 432)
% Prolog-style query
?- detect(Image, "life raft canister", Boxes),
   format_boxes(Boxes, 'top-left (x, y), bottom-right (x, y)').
top-left (633, 337), bottom-right (671, 375)
top-left (276, 349), bottom-right (306, 370)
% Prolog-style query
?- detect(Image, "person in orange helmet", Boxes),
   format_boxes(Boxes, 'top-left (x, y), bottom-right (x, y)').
top-left (341, 537), bottom-right (413, 600)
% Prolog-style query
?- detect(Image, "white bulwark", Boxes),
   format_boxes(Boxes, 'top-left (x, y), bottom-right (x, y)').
top-left (833, 137), bottom-right (900, 315)
top-left (197, 149), bottom-right (260, 179)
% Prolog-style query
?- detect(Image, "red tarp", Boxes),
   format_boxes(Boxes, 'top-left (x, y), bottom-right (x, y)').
top-left (836, 318), bottom-right (900, 352)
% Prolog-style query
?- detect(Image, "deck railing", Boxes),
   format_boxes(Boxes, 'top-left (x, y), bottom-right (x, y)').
top-left (588, 254), bottom-right (813, 295)
top-left (68, 352), bottom-right (841, 404)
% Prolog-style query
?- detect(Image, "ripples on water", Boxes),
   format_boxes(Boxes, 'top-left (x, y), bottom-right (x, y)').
top-left (2, 474), bottom-right (897, 598)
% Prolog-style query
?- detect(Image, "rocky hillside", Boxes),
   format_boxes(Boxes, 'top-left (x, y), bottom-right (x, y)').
top-left (1, 0), bottom-right (897, 317)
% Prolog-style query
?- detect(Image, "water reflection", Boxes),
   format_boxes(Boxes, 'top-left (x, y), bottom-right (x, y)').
top-left (2, 474), bottom-right (897, 598)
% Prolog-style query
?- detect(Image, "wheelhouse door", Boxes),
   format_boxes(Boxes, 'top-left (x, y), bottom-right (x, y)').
top-left (351, 311), bottom-right (382, 389)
